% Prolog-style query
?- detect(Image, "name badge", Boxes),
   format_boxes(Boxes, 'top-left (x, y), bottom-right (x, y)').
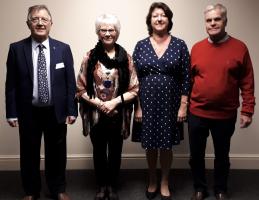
top-left (55, 62), bottom-right (65, 69)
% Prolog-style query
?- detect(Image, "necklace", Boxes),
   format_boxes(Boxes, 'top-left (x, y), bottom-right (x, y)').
top-left (101, 64), bottom-right (114, 89)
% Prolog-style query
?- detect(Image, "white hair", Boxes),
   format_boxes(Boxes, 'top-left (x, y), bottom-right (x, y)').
top-left (95, 14), bottom-right (121, 36)
top-left (204, 3), bottom-right (227, 22)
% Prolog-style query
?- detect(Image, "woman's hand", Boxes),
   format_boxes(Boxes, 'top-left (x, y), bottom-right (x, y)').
top-left (99, 99), bottom-right (118, 116)
top-left (177, 103), bottom-right (187, 122)
top-left (134, 107), bottom-right (142, 122)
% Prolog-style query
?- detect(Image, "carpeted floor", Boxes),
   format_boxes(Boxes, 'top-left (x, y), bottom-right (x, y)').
top-left (0, 169), bottom-right (258, 199)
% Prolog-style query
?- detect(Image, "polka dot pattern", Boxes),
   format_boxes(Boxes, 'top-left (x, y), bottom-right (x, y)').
top-left (133, 36), bottom-right (190, 149)
top-left (38, 44), bottom-right (49, 104)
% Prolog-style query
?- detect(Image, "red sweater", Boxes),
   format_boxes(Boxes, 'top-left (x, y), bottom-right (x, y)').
top-left (190, 36), bottom-right (255, 119)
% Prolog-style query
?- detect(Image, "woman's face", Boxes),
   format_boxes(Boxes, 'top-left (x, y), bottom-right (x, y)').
top-left (98, 24), bottom-right (118, 48)
top-left (151, 8), bottom-right (169, 35)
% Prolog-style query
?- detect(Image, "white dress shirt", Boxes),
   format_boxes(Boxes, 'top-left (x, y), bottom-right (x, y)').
top-left (31, 38), bottom-right (52, 106)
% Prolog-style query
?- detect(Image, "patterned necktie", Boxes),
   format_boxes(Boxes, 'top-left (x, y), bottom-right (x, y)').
top-left (38, 44), bottom-right (49, 104)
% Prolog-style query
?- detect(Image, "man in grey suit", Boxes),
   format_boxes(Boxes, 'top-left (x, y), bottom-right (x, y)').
top-left (5, 5), bottom-right (78, 200)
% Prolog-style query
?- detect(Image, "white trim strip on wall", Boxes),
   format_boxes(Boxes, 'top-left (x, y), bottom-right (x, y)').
top-left (1, 154), bottom-right (259, 170)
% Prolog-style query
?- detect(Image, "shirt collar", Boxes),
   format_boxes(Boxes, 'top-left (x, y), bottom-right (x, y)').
top-left (32, 38), bottom-right (50, 50)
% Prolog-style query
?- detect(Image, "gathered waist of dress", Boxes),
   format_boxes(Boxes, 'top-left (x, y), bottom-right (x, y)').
top-left (139, 71), bottom-right (174, 79)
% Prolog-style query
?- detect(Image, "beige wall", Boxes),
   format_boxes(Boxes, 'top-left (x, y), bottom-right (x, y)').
top-left (0, 0), bottom-right (258, 170)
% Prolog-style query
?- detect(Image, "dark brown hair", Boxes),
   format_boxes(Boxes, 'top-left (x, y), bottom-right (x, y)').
top-left (146, 2), bottom-right (173, 35)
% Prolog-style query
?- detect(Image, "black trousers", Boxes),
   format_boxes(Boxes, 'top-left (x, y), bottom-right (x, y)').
top-left (18, 106), bottom-right (67, 196)
top-left (188, 113), bottom-right (236, 194)
top-left (90, 114), bottom-right (123, 188)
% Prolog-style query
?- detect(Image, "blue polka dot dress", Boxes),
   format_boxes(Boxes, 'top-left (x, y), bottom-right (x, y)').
top-left (133, 36), bottom-right (190, 149)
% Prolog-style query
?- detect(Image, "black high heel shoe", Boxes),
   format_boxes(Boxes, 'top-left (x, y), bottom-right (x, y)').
top-left (160, 194), bottom-right (172, 200)
top-left (145, 188), bottom-right (158, 200)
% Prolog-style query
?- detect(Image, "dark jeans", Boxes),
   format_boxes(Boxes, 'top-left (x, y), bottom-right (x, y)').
top-left (19, 106), bottom-right (67, 196)
top-left (90, 114), bottom-right (123, 188)
top-left (188, 113), bottom-right (236, 194)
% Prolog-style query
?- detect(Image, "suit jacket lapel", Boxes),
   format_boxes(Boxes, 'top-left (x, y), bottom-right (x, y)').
top-left (23, 37), bottom-right (33, 81)
top-left (49, 37), bottom-right (57, 87)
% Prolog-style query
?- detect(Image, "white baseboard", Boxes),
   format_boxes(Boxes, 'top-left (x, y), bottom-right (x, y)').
top-left (1, 154), bottom-right (259, 170)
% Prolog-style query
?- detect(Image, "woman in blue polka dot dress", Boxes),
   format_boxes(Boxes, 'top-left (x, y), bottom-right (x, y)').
top-left (133, 2), bottom-right (190, 200)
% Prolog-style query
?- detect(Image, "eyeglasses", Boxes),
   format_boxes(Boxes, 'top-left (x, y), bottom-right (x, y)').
top-left (99, 29), bottom-right (116, 34)
top-left (29, 17), bottom-right (51, 24)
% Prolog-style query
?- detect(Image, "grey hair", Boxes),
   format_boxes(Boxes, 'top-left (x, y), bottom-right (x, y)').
top-left (95, 14), bottom-right (121, 36)
top-left (27, 5), bottom-right (52, 22)
top-left (204, 3), bottom-right (227, 22)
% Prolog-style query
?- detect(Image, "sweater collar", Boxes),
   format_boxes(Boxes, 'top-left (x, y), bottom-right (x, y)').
top-left (208, 33), bottom-right (229, 44)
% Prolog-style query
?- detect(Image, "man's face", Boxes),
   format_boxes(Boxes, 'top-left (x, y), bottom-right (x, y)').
top-left (27, 9), bottom-right (52, 42)
top-left (205, 8), bottom-right (226, 39)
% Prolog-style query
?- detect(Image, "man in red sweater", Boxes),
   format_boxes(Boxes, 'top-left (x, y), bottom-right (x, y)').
top-left (189, 3), bottom-right (255, 200)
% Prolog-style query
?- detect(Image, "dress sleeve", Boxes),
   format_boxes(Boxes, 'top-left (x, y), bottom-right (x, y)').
top-left (76, 52), bottom-right (90, 98)
top-left (127, 54), bottom-right (139, 96)
top-left (132, 41), bottom-right (140, 70)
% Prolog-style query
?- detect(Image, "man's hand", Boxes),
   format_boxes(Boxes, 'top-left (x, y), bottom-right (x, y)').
top-left (240, 114), bottom-right (252, 128)
top-left (66, 116), bottom-right (76, 124)
top-left (7, 119), bottom-right (19, 127)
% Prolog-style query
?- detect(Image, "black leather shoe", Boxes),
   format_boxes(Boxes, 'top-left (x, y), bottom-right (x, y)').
top-left (49, 192), bottom-right (71, 200)
top-left (57, 193), bottom-right (71, 200)
top-left (22, 196), bottom-right (37, 200)
top-left (22, 194), bottom-right (40, 200)
top-left (145, 188), bottom-right (158, 199)
top-left (107, 187), bottom-right (119, 200)
top-left (94, 187), bottom-right (106, 200)
top-left (190, 191), bottom-right (209, 200)
top-left (215, 193), bottom-right (227, 200)
top-left (107, 192), bottom-right (119, 200)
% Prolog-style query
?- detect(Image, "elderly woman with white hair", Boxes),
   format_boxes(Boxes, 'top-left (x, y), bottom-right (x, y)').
top-left (76, 14), bottom-right (139, 200)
